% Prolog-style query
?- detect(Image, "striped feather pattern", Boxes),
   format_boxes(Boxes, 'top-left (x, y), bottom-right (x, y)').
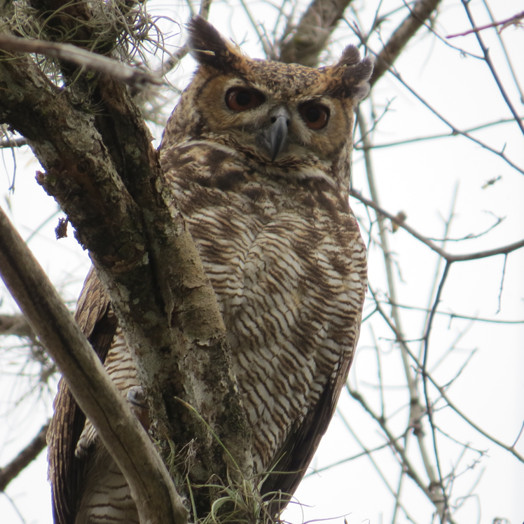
top-left (73, 329), bottom-right (140, 523)
top-left (50, 18), bottom-right (371, 521)
top-left (165, 140), bottom-right (367, 478)
top-left (74, 446), bottom-right (138, 524)
top-left (71, 134), bottom-right (366, 521)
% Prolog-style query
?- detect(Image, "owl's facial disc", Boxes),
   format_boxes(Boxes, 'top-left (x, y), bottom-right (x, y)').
top-left (259, 108), bottom-right (290, 161)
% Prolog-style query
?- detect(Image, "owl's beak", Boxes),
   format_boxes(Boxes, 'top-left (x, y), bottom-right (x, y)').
top-left (261, 110), bottom-right (289, 162)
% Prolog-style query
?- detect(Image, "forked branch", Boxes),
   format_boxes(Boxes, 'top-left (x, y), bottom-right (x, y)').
top-left (0, 207), bottom-right (188, 524)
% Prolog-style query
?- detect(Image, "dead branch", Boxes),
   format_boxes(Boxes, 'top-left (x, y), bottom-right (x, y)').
top-left (371, 0), bottom-right (443, 86)
top-left (347, 387), bottom-right (436, 506)
top-left (421, 262), bottom-right (453, 521)
top-left (458, 2), bottom-right (524, 135)
top-left (0, 136), bottom-right (27, 148)
top-left (279, 0), bottom-right (354, 66)
top-left (384, 68), bottom-right (523, 175)
top-left (447, 10), bottom-right (524, 38)
top-left (0, 423), bottom-right (49, 492)
top-left (158, 0), bottom-right (211, 76)
top-left (356, 118), bottom-right (520, 150)
top-left (350, 189), bottom-right (524, 262)
top-left (370, 288), bottom-right (524, 463)
top-left (357, 108), bottom-right (452, 520)
top-left (0, 35), bottom-right (161, 87)
top-left (336, 407), bottom-right (418, 522)
top-left (0, 313), bottom-right (35, 339)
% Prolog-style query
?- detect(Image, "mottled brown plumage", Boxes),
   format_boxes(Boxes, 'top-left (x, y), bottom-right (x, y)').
top-left (48, 17), bottom-right (372, 523)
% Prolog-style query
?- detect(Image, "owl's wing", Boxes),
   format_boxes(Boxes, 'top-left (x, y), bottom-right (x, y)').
top-left (47, 267), bottom-right (117, 524)
top-left (262, 348), bottom-right (355, 513)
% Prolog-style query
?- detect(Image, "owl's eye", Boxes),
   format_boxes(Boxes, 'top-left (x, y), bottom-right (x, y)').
top-left (226, 87), bottom-right (265, 112)
top-left (299, 102), bottom-right (330, 130)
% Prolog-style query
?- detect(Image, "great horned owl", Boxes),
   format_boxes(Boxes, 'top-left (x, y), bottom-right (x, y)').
top-left (48, 16), bottom-right (372, 523)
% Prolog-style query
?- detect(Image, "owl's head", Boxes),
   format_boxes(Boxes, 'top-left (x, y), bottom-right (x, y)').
top-left (167, 17), bottom-right (373, 189)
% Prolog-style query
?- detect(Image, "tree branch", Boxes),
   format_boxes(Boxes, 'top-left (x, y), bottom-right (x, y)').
top-left (0, 36), bottom-right (253, 516)
top-left (347, 387), bottom-right (435, 503)
top-left (446, 10), bottom-right (524, 38)
top-left (0, 422), bottom-right (49, 493)
top-left (386, 68), bottom-right (523, 174)
top-left (350, 189), bottom-right (524, 262)
top-left (0, 313), bottom-right (35, 339)
top-left (0, 206), bottom-right (188, 524)
top-left (371, 0), bottom-right (443, 86)
top-left (279, 0), bottom-right (355, 66)
top-left (357, 108), bottom-right (450, 519)
top-left (335, 407), bottom-right (418, 522)
top-left (459, 1), bottom-right (524, 135)
top-left (370, 289), bottom-right (524, 463)
top-left (421, 261), bottom-right (453, 521)
top-left (0, 35), bottom-right (161, 87)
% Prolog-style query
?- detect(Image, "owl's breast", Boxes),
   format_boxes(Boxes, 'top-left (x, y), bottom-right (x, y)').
top-left (165, 143), bottom-right (367, 472)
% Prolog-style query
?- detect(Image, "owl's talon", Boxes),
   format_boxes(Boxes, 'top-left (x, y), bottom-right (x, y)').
top-left (126, 385), bottom-right (146, 408)
top-left (127, 386), bottom-right (150, 430)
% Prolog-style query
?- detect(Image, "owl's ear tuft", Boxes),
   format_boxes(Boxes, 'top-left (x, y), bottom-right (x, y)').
top-left (336, 45), bottom-right (362, 68)
top-left (187, 17), bottom-right (244, 72)
top-left (329, 46), bottom-right (374, 101)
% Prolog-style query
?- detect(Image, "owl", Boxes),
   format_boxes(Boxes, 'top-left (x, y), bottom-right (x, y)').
top-left (48, 16), bottom-right (372, 524)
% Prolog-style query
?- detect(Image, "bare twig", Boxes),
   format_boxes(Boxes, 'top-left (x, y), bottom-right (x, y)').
top-left (459, 2), bottom-right (524, 135)
top-left (480, 1), bottom-right (524, 104)
top-left (355, 118), bottom-right (520, 150)
top-left (336, 406), bottom-right (418, 523)
top-left (350, 189), bottom-right (524, 262)
top-left (158, 2), bottom-right (212, 77)
top-left (357, 146), bottom-right (521, 518)
top-left (427, 371), bottom-right (524, 463)
top-left (378, 301), bottom-right (524, 325)
top-left (346, 387), bottom-right (434, 502)
top-left (385, 68), bottom-right (524, 174)
top-left (305, 438), bottom-right (399, 476)
top-left (446, 10), bottom-right (524, 38)
top-left (421, 262), bottom-right (453, 521)
top-left (158, 44), bottom-right (189, 77)
top-left (370, 290), bottom-right (524, 463)
top-left (239, 0), bottom-right (275, 58)
top-left (357, 108), bottom-right (449, 520)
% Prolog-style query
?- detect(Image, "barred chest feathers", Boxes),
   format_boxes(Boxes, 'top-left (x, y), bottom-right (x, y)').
top-left (48, 15), bottom-right (372, 524)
